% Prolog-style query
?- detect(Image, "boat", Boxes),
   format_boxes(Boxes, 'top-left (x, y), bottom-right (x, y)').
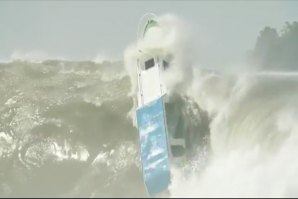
top-left (135, 13), bottom-right (188, 197)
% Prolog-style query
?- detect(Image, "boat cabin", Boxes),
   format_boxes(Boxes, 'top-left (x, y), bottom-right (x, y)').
top-left (137, 52), bottom-right (171, 107)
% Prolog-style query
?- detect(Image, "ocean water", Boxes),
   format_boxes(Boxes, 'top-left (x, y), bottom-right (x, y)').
top-left (1, 59), bottom-right (298, 198)
top-left (0, 60), bottom-right (146, 197)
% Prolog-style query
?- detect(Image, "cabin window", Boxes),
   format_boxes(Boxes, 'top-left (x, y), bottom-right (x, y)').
top-left (163, 60), bottom-right (169, 70)
top-left (144, 58), bottom-right (155, 70)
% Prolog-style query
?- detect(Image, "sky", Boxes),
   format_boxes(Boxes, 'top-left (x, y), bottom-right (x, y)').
top-left (0, 0), bottom-right (298, 68)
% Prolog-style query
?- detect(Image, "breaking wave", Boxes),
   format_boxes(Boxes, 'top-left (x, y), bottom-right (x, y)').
top-left (170, 71), bottom-right (298, 197)
top-left (0, 59), bottom-right (145, 197)
top-left (123, 13), bottom-right (298, 198)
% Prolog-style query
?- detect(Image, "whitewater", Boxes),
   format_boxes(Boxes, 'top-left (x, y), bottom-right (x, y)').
top-left (1, 14), bottom-right (298, 197)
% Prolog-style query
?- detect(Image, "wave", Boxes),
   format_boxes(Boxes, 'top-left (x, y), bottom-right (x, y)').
top-left (2, 53), bottom-right (298, 197)
top-left (0, 59), bottom-right (145, 197)
top-left (168, 70), bottom-right (298, 197)
top-left (0, 50), bottom-right (121, 65)
top-left (123, 13), bottom-right (298, 198)
top-left (9, 50), bottom-right (68, 63)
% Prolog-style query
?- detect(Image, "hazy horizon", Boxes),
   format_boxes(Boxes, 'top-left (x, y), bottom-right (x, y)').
top-left (1, 1), bottom-right (298, 68)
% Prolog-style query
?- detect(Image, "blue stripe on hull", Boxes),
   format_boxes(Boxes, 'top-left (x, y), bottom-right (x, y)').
top-left (136, 96), bottom-right (171, 197)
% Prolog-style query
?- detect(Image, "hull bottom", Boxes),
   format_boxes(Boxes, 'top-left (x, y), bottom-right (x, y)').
top-left (136, 96), bottom-right (171, 197)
